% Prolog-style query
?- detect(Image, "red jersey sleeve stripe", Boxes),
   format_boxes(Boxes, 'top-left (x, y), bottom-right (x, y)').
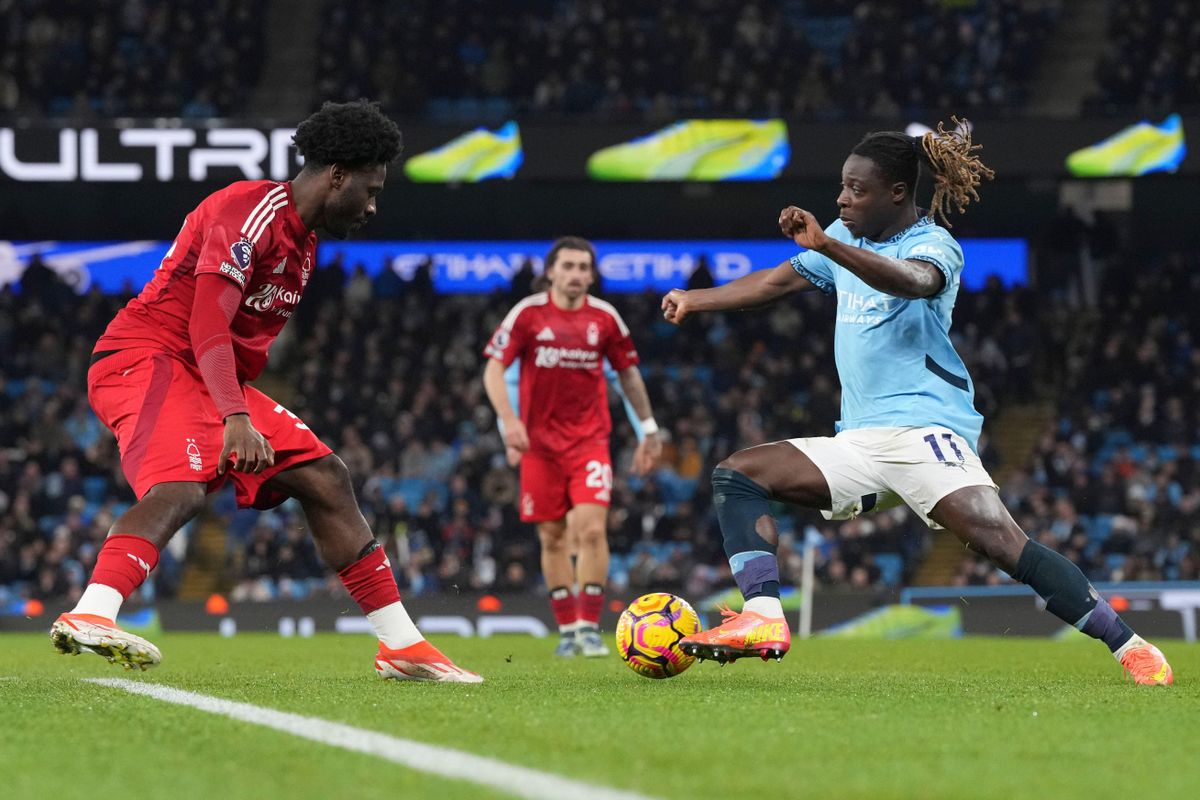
top-left (585, 296), bottom-right (631, 336)
top-left (498, 291), bottom-right (549, 331)
top-left (239, 185), bottom-right (287, 239)
top-left (244, 198), bottom-right (289, 244)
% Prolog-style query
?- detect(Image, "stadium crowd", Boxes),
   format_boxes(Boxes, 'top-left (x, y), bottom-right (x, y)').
top-left (5, 227), bottom-right (1199, 606)
top-left (951, 249), bottom-right (1200, 585)
top-left (314, 0), bottom-right (1058, 122)
top-left (1087, 0), bottom-right (1200, 116)
top-left (0, 0), bottom-right (267, 117)
top-left (6, 242), bottom-right (1149, 609)
top-left (19, 1), bottom-right (1198, 126)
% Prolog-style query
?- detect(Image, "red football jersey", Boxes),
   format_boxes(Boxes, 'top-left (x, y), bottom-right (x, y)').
top-left (484, 292), bottom-right (640, 454)
top-left (96, 180), bottom-right (317, 382)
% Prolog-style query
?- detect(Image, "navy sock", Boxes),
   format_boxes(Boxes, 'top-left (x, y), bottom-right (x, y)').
top-left (712, 467), bottom-right (780, 600)
top-left (1014, 540), bottom-right (1133, 652)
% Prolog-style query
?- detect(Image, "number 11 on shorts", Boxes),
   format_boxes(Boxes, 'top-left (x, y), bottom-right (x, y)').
top-left (923, 432), bottom-right (965, 462)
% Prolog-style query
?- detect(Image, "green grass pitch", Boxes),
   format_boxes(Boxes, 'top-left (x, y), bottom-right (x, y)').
top-left (2, 633), bottom-right (1197, 799)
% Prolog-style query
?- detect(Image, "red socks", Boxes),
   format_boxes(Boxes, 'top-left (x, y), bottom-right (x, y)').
top-left (579, 583), bottom-right (605, 626)
top-left (549, 586), bottom-right (576, 628)
top-left (338, 545), bottom-right (401, 614)
top-left (89, 534), bottom-right (160, 599)
top-left (549, 584), bottom-right (606, 628)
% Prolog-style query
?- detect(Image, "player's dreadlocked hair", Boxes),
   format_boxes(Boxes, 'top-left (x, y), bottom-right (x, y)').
top-left (293, 99), bottom-right (403, 169)
top-left (852, 117), bottom-right (994, 227)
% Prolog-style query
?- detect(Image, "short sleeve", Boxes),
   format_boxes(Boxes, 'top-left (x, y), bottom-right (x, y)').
top-left (194, 186), bottom-right (283, 293)
top-left (604, 316), bottom-right (639, 370)
top-left (195, 222), bottom-right (256, 292)
top-left (790, 251), bottom-right (835, 295)
top-left (898, 228), bottom-right (964, 297)
top-left (592, 301), bottom-right (638, 370)
top-left (788, 220), bottom-right (843, 295)
top-left (484, 306), bottom-right (531, 366)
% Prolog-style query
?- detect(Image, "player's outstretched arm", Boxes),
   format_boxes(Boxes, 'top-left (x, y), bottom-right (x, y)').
top-left (616, 366), bottom-right (662, 476)
top-left (661, 260), bottom-right (814, 325)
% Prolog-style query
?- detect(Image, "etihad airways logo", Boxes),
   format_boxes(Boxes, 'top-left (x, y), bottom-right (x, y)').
top-left (533, 345), bottom-right (600, 369)
top-left (244, 282), bottom-right (302, 314)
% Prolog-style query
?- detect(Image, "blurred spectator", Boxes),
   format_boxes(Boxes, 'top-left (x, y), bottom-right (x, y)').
top-left (7, 244), bottom-right (1198, 607)
top-left (953, 249), bottom-right (1200, 586)
top-left (1088, 0), bottom-right (1200, 116)
top-left (313, 0), bottom-right (1058, 122)
top-left (0, 0), bottom-right (267, 118)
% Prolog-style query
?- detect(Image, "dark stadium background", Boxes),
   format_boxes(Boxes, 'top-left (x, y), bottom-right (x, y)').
top-left (2, 0), bottom-right (1199, 639)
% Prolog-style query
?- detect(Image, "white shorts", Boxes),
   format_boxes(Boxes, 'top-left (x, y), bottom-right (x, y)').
top-left (786, 426), bottom-right (997, 530)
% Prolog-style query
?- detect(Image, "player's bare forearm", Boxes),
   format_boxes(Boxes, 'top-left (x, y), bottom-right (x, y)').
top-left (690, 261), bottom-right (813, 312)
top-left (482, 359), bottom-right (518, 424)
top-left (816, 240), bottom-right (944, 299)
top-left (483, 359), bottom-right (529, 454)
top-left (616, 366), bottom-right (654, 422)
top-left (619, 366), bottom-right (662, 475)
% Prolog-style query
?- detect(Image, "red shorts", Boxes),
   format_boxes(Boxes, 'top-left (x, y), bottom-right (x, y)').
top-left (87, 348), bottom-right (332, 509)
top-left (519, 444), bottom-right (612, 522)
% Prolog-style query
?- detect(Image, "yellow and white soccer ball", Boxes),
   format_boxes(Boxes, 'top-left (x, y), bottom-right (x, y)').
top-left (615, 592), bottom-right (701, 679)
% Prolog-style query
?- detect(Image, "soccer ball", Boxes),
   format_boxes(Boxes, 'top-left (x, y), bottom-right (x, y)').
top-left (615, 592), bottom-right (701, 679)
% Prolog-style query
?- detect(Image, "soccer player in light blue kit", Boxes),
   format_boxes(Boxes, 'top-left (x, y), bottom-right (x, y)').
top-left (660, 120), bottom-right (1173, 685)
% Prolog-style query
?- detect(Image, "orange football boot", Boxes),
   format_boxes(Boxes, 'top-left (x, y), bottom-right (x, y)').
top-left (680, 603), bottom-right (790, 664)
top-left (1117, 636), bottom-right (1174, 686)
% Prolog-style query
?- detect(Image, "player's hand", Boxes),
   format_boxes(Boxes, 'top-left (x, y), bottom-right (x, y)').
top-left (661, 288), bottom-right (693, 325)
top-left (779, 206), bottom-right (829, 251)
top-left (502, 417), bottom-right (530, 459)
top-left (219, 414), bottom-right (275, 475)
top-left (505, 445), bottom-right (524, 467)
top-left (631, 432), bottom-right (662, 477)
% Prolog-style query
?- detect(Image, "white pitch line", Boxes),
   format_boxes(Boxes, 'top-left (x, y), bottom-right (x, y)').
top-left (86, 678), bottom-right (657, 800)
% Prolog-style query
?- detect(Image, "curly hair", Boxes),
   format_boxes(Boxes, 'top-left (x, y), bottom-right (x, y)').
top-left (293, 100), bottom-right (403, 170)
top-left (852, 117), bottom-right (994, 227)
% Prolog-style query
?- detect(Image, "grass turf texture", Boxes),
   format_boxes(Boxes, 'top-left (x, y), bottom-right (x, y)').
top-left (1, 633), bottom-right (1196, 800)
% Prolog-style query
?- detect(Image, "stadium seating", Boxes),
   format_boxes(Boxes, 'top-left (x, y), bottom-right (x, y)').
top-left (312, 0), bottom-right (1058, 121)
top-left (0, 0), bottom-right (267, 117)
top-left (1087, 0), bottom-right (1200, 114)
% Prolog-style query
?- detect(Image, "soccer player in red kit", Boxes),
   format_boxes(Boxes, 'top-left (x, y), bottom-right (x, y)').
top-left (50, 100), bottom-right (480, 683)
top-left (483, 237), bottom-right (662, 657)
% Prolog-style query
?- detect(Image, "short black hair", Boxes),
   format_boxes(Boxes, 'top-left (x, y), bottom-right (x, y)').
top-left (293, 100), bottom-right (403, 170)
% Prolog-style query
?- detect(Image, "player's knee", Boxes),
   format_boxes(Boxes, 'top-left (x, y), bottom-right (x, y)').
top-left (715, 451), bottom-right (749, 477)
top-left (712, 458), bottom-right (768, 500)
top-left (576, 522), bottom-right (606, 547)
top-left (538, 525), bottom-right (569, 551)
top-left (714, 450), bottom-right (769, 492)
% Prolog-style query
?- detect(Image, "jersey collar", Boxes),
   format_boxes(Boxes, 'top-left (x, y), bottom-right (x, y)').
top-left (866, 215), bottom-right (935, 246)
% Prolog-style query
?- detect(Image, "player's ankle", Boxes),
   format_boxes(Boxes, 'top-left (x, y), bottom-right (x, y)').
top-left (743, 595), bottom-right (784, 619)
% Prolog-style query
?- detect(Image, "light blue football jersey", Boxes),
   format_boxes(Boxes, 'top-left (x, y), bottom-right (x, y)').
top-left (790, 217), bottom-right (984, 451)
